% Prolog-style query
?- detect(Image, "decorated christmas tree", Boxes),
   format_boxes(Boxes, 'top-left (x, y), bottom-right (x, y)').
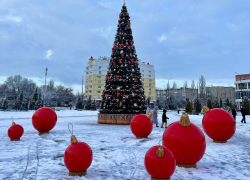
top-left (99, 2), bottom-right (146, 115)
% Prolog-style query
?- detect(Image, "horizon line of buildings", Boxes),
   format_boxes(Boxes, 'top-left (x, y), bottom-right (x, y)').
top-left (83, 56), bottom-right (250, 109)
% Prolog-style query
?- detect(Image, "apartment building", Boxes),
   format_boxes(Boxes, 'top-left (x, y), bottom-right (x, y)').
top-left (206, 86), bottom-right (235, 103)
top-left (156, 88), bottom-right (198, 102)
top-left (235, 74), bottom-right (250, 109)
top-left (84, 56), bottom-right (156, 101)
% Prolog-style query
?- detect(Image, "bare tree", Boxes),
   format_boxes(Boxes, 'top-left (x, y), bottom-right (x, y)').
top-left (199, 75), bottom-right (206, 98)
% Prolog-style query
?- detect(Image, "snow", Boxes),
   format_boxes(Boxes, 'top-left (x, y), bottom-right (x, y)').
top-left (0, 109), bottom-right (249, 180)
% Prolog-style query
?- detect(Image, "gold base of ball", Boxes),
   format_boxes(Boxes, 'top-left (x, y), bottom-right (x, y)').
top-left (10, 139), bottom-right (20, 141)
top-left (213, 140), bottom-right (227, 143)
top-left (136, 137), bottom-right (148, 139)
top-left (69, 170), bottom-right (87, 176)
top-left (151, 177), bottom-right (170, 180)
top-left (177, 163), bottom-right (197, 168)
top-left (39, 131), bottom-right (50, 134)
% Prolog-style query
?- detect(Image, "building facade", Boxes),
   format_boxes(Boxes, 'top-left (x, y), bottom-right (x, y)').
top-left (156, 88), bottom-right (198, 102)
top-left (235, 74), bottom-right (250, 109)
top-left (206, 86), bottom-right (235, 103)
top-left (84, 57), bottom-right (156, 101)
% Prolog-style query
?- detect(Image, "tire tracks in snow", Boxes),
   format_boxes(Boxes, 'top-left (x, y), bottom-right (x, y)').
top-left (21, 140), bottom-right (40, 180)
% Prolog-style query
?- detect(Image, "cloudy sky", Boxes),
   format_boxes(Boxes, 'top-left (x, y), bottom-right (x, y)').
top-left (0, 0), bottom-right (250, 93)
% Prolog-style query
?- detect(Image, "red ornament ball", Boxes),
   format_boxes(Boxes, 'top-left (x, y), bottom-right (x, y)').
top-left (163, 114), bottom-right (206, 167)
top-left (202, 107), bottom-right (236, 142)
top-left (64, 141), bottom-right (93, 173)
top-left (32, 107), bottom-right (57, 133)
top-left (130, 114), bottom-right (153, 138)
top-left (123, 106), bottom-right (126, 109)
top-left (8, 123), bottom-right (24, 140)
top-left (145, 145), bottom-right (176, 179)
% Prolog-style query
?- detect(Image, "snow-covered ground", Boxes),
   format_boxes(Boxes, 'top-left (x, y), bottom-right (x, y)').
top-left (0, 110), bottom-right (249, 180)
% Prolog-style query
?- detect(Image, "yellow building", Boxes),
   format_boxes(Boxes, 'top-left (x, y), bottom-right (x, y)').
top-left (84, 57), bottom-right (156, 101)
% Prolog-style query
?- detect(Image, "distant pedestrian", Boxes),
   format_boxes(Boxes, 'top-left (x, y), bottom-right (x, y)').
top-left (177, 107), bottom-right (180, 114)
top-left (241, 106), bottom-right (246, 123)
top-left (231, 107), bottom-right (237, 121)
top-left (152, 106), bottom-right (159, 127)
top-left (161, 109), bottom-right (169, 128)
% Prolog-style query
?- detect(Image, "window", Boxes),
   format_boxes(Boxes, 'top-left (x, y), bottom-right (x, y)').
top-left (142, 70), bottom-right (144, 72)
top-left (239, 83), bottom-right (247, 89)
top-left (149, 88), bottom-right (151, 90)
top-left (98, 86), bottom-right (101, 88)
top-left (98, 76), bottom-right (101, 78)
top-left (248, 83), bottom-right (250, 89)
top-left (149, 75), bottom-right (151, 77)
top-left (99, 71), bottom-right (102, 74)
top-left (99, 66), bottom-right (101, 69)
top-left (86, 72), bottom-right (88, 74)
top-left (98, 81), bottom-right (101, 83)
top-left (149, 79), bottom-right (152, 81)
top-left (149, 70), bottom-right (151, 73)
top-left (149, 84), bottom-right (151, 87)
top-left (97, 91), bottom-right (101, 93)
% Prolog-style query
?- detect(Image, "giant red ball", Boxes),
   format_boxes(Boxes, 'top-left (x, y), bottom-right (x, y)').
top-left (130, 114), bottom-right (153, 138)
top-left (32, 107), bottom-right (57, 133)
top-left (8, 124), bottom-right (24, 140)
top-left (163, 114), bottom-right (206, 167)
top-left (145, 145), bottom-right (176, 179)
top-left (202, 107), bottom-right (236, 142)
top-left (64, 142), bottom-right (93, 173)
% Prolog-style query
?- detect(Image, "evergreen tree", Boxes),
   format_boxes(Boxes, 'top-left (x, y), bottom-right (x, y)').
top-left (91, 100), bottom-right (97, 110)
top-left (214, 100), bottom-right (219, 108)
top-left (207, 98), bottom-right (212, 109)
top-left (219, 98), bottom-right (222, 108)
top-left (194, 98), bottom-right (201, 114)
top-left (185, 98), bottom-right (192, 113)
top-left (85, 97), bottom-right (91, 110)
top-left (226, 98), bottom-right (230, 107)
top-left (100, 3), bottom-right (146, 114)
top-left (242, 97), bottom-right (250, 115)
top-left (33, 88), bottom-right (38, 101)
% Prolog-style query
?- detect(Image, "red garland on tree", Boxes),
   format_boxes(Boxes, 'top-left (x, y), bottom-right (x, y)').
top-left (202, 106), bottom-right (236, 143)
top-left (32, 107), bottom-right (57, 133)
top-left (8, 116), bottom-right (24, 141)
top-left (163, 113), bottom-right (206, 168)
top-left (64, 124), bottom-right (93, 176)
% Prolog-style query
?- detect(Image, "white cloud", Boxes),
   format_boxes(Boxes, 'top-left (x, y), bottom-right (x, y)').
top-left (157, 34), bottom-right (166, 42)
top-left (46, 50), bottom-right (53, 59)
top-left (0, 16), bottom-right (22, 23)
top-left (90, 26), bottom-right (112, 38)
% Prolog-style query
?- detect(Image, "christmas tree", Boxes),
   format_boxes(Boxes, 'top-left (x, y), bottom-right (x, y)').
top-left (99, 2), bottom-right (146, 115)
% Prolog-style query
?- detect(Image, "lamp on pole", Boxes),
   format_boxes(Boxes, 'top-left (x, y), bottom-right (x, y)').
top-left (235, 72), bottom-right (243, 109)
